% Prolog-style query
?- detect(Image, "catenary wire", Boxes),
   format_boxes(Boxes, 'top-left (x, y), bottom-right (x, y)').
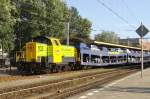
top-left (121, 0), bottom-right (140, 23)
top-left (96, 0), bottom-right (136, 28)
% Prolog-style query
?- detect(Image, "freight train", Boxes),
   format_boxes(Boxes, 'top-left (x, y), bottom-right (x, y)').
top-left (15, 36), bottom-right (150, 73)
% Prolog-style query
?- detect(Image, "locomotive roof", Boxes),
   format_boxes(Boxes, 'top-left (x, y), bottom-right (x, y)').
top-left (94, 41), bottom-right (150, 51)
top-left (33, 36), bottom-right (60, 40)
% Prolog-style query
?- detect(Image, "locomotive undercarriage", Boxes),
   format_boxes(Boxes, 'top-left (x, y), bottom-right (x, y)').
top-left (16, 61), bottom-right (79, 74)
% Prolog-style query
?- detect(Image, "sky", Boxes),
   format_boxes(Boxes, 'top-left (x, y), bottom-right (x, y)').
top-left (66, 0), bottom-right (150, 39)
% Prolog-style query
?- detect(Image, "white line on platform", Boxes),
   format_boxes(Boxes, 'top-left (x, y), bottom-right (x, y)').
top-left (98, 88), bottom-right (104, 91)
top-left (100, 68), bottom-right (150, 90)
top-left (79, 96), bottom-right (87, 99)
top-left (93, 90), bottom-right (99, 93)
top-left (76, 68), bottom-right (150, 99)
top-left (87, 92), bottom-right (94, 96)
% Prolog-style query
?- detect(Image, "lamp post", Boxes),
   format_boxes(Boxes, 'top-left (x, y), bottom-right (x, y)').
top-left (67, 22), bottom-right (70, 45)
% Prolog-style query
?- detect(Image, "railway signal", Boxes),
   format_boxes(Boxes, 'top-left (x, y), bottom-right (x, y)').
top-left (136, 23), bottom-right (149, 78)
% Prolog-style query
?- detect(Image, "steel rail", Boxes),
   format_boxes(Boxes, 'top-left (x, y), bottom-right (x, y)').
top-left (0, 66), bottom-right (139, 99)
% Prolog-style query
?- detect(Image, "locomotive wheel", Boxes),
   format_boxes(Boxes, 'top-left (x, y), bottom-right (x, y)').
top-left (69, 64), bottom-right (75, 70)
top-left (51, 65), bottom-right (59, 73)
top-left (51, 66), bottom-right (56, 73)
top-left (57, 66), bottom-right (62, 72)
top-left (62, 66), bottom-right (66, 72)
top-left (70, 64), bottom-right (75, 70)
top-left (62, 65), bottom-right (70, 72)
top-left (30, 68), bottom-right (35, 74)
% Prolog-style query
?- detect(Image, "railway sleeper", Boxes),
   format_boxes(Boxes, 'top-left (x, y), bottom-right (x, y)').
top-left (0, 69), bottom-right (137, 99)
top-left (24, 69), bottom-right (136, 99)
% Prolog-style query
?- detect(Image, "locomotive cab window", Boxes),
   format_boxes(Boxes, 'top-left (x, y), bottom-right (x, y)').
top-left (54, 40), bottom-right (59, 46)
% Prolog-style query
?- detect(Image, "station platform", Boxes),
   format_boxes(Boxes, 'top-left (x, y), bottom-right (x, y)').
top-left (68, 68), bottom-right (150, 99)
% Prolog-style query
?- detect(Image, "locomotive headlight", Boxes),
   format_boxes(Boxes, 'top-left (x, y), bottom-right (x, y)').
top-left (56, 50), bottom-right (60, 55)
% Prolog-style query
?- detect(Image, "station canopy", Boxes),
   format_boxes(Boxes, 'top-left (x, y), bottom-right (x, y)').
top-left (94, 41), bottom-right (149, 51)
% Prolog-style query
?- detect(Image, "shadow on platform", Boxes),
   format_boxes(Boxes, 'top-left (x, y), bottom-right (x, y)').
top-left (105, 86), bottom-right (150, 93)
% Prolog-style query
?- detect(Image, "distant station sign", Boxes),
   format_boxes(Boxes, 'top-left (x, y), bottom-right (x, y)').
top-left (136, 24), bottom-right (149, 37)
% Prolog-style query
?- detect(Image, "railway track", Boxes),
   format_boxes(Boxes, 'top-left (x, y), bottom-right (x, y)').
top-left (51, 69), bottom-right (138, 99)
top-left (0, 66), bottom-right (140, 99)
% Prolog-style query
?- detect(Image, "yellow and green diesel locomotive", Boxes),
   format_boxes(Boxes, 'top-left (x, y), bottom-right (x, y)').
top-left (16, 36), bottom-right (78, 73)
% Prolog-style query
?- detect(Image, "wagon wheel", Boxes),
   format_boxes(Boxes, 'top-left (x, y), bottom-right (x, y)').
top-left (51, 65), bottom-right (56, 73)
top-left (70, 64), bottom-right (75, 70)
top-left (83, 65), bottom-right (88, 70)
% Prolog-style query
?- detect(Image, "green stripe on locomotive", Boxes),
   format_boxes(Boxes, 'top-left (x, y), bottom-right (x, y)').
top-left (62, 45), bottom-right (76, 57)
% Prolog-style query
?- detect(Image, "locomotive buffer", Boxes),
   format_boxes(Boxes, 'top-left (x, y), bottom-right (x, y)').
top-left (136, 22), bottom-right (149, 78)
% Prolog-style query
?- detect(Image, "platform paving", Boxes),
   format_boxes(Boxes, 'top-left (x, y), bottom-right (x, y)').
top-left (68, 68), bottom-right (150, 99)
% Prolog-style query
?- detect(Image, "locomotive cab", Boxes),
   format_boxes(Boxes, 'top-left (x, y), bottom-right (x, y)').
top-left (25, 36), bottom-right (62, 64)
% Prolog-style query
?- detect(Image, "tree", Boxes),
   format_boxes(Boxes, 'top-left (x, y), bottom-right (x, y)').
top-left (13, 0), bottom-right (68, 49)
top-left (95, 31), bottom-right (119, 44)
top-left (68, 7), bottom-right (92, 40)
top-left (12, 1), bottom-right (92, 48)
top-left (0, 0), bottom-right (17, 52)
